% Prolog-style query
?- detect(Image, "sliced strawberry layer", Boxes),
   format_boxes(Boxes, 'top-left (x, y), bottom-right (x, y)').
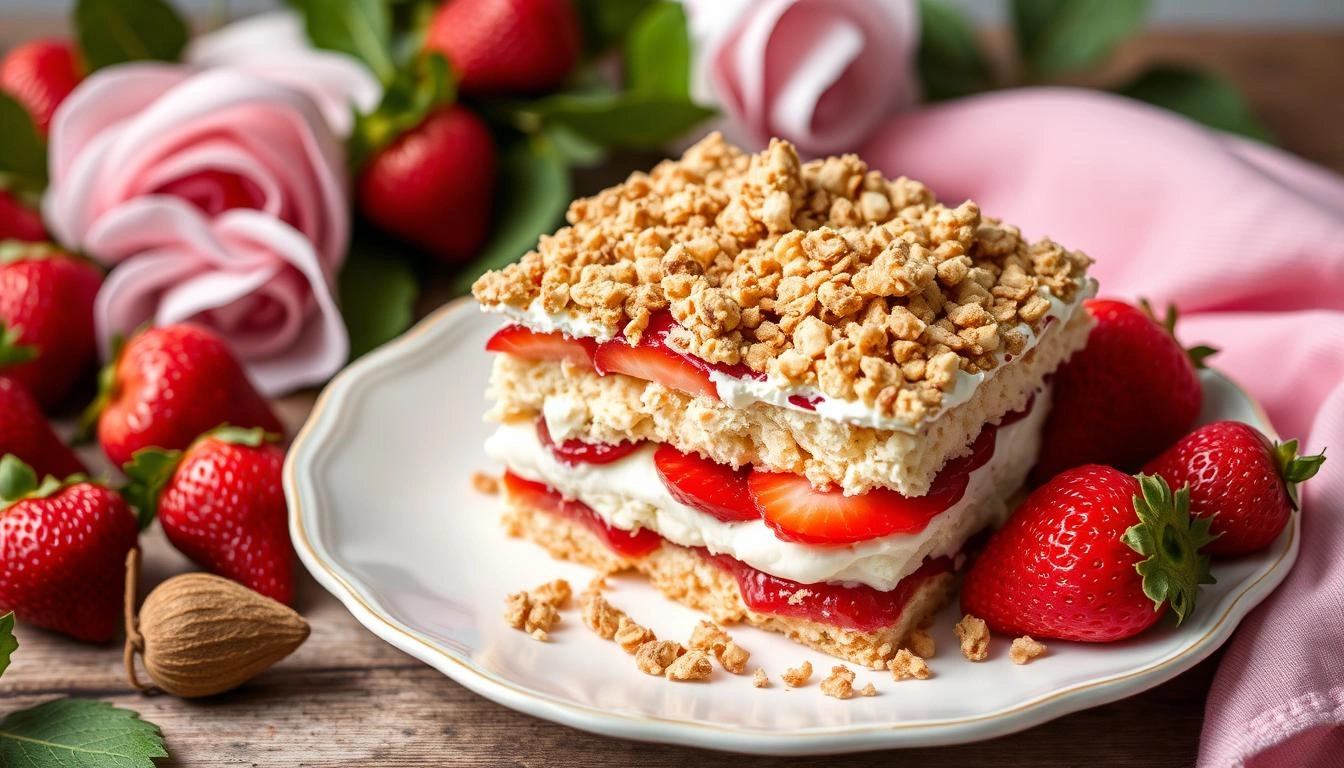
top-left (536, 419), bottom-right (640, 466)
top-left (593, 336), bottom-right (718, 398)
top-left (705, 551), bottom-right (954, 632)
top-left (998, 393), bottom-right (1036, 428)
top-left (486, 325), bottom-right (597, 366)
top-left (501, 472), bottom-right (661, 557)
top-left (653, 444), bottom-right (759, 523)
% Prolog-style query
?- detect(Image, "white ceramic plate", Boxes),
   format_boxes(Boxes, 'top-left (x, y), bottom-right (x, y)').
top-left (285, 299), bottom-right (1296, 755)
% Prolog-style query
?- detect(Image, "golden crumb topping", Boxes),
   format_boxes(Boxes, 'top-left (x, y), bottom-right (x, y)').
top-left (820, 665), bottom-right (858, 699)
top-left (887, 648), bottom-right (931, 680)
top-left (1010, 635), bottom-right (1047, 665)
top-left (955, 614), bottom-right (991, 662)
top-left (781, 660), bottom-right (813, 687)
top-left (474, 133), bottom-right (1092, 423)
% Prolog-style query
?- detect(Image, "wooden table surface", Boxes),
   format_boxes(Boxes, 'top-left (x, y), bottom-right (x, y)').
top-left (3, 27), bottom-right (1342, 768)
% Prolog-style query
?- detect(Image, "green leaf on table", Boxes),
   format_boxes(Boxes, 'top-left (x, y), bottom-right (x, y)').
top-left (339, 241), bottom-right (420, 360)
top-left (73, 0), bottom-right (189, 70)
top-left (291, 0), bottom-right (397, 85)
top-left (0, 612), bottom-right (16, 679)
top-left (544, 123), bottom-right (607, 168)
top-left (1012, 0), bottom-right (1149, 80)
top-left (0, 93), bottom-right (47, 189)
top-left (533, 91), bottom-right (714, 150)
top-left (1116, 66), bottom-right (1273, 143)
top-left (450, 136), bottom-right (570, 295)
top-left (626, 1), bottom-right (693, 98)
top-left (350, 52), bottom-right (455, 169)
top-left (0, 698), bottom-right (167, 767)
top-left (575, 0), bottom-right (658, 55)
top-left (917, 0), bottom-right (994, 101)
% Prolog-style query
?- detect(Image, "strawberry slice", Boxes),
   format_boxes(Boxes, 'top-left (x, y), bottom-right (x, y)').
top-left (501, 471), bottom-right (661, 557)
top-left (485, 325), bottom-right (597, 366)
top-left (653, 444), bottom-right (759, 523)
top-left (751, 469), bottom-right (970, 545)
top-left (938, 423), bottom-right (998, 478)
top-left (593, 339), bottom-right (718, 399)
top-left (536, 418), bottom-right (640, 465)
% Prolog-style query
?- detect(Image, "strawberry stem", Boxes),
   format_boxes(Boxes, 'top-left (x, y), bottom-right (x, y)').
top-left (1271, 439), bottom-right (1327, 511)
top-left (120, 448), bottom-right (184, 531)
top-left (0, 323), bottom-right (38, 368)
top-left (0, 453), bottom-right (75, 509)
top-left (1137, 297), bottom-right (1219, 369)
top-left (1121, 474), bottom-right (1217, 625)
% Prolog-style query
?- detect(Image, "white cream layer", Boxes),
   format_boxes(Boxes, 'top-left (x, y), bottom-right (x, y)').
top-left (488, 278), bottom-right (1092, 434)
top-left (486, 388), bottom-right (1048, 591)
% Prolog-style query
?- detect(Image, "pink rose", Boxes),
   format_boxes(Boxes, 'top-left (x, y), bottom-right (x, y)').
top-left (682, 0), bottom-right (920, 155)
top-left (43, 64), bottom-right (350, 395)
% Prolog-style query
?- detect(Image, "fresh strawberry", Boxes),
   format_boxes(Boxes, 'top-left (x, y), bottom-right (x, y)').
top-left (0, 189), bottom-right (46, 242)
top-left (0, 242), bottom-right (102, 409)
top-left (0, 38), bottom-right (83, 134)
top-left (1143, 421), bottom-right (1325, 557)
top-left (87, 324), bottom-right (284, 469)
top-left (0, 377), bottom-right (84, 479)
top-left (0, 454), bottom-right (138, 642)
top-left (358, 105), bottom-right (495, 263)
top-left (653, 445), bottom-right (758, 523)
top-left (962, 466), bottom-right (1215, 642)
top-left (593, 339), bottom-right (718, 399)
top-left (1031, 299), bottom-right (1207, 484)
top-left (501, 471), bottom-right (662, 558)
top-left (485, 325), bottom-right (597, 366)
top-left (424, 0), bottom-right (581, 94)
top-left (751, 467), bottom-right (970, 545)
top-left (123, 426), bottom-right (294, 604)
top-left (536, 418), bottom-right (638, 465)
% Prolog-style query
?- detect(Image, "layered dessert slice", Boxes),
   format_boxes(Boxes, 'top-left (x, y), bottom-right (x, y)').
top-left (473, 134), bottom-right (1096, 667)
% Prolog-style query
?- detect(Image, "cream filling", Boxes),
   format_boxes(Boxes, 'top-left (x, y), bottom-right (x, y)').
top-left (487, 278), bottom-right (1092, 434)
top-left (487, 388), bottom-right (1048, 591)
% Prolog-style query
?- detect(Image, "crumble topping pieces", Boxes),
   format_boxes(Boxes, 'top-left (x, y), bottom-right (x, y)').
top-left (579, 588), bottom-right (624, 639)
top-left (955, 614), bottom-right (991, 661)
top-left (665, 650), bottom-right (714, 682)
top-left (859, 682), bottom-right (878, 697)
top-left (503, 579), bottom-right (572, 641)
top-left (1010, 636), bottom-right (1048, 665)
top-left (614, 615), bottom-right (656, 654)
top-left (688, 620), bottom-right (751, 674)
top-left (634, 640), bottom-right (686, 676)
top-left (471, 471), bottom-right (500, 495)
top-left (781, 661), bottom-right (813, 688)
top-left (752, 668), bottom-right (770, 688)
top-left (905, 628), bottom-right (935, 658)
top-left (820, 665), bottom-right (859, 699)
top-left (887, 649), bottom-right (931, 681)
top-left (474, 132), bottom-right (1091, 423)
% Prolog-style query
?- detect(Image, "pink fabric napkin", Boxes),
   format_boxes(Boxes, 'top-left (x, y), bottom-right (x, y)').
top-left (860, 87), bottom-right (1344, 767)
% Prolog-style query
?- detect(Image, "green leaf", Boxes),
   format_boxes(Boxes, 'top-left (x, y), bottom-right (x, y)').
top-left (1122, 474), bottom-right (1216, 625)
top-left (0, 93), bottom-right (47, 188)
top-left (1013, 0), bottom-right (1148, 79)
top-left (917, 0), bottom-right (994, 101)
top-left (533, 91), bottom-right (714, 150)
top-left (292, 0), bottom-right (397, 85)
top-left (1271, 439), bottom-right (1326, 509)
top-left (120, 447), bottom-right (182, 530)
top-left (575, 0), bottom-right (658, 55)
top-left (0, 612), bottom-right (16, 679)
top-left (0, 323), bottom-right (38, 368)
top-left (339, 241), bottom-right (420, 359)
top-left (450, 135), bottom-right (570, 295)
top-left (0, 455), bottom-right (39, 506)
top-left (351, 52), bottom-right (456, 169)
top-left (1116, 66), bottom-right (1273, 143)
top-left (73, 0), bottom-right (189, 71)
top-left (206, 425), bottom-right (279, 448)
top-left (0, 698), bottom-right (167, 767)
top-left (626, 1), bottom-right (692, 98)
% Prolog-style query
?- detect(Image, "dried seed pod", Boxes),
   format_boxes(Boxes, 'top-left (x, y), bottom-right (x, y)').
top-left (124, 549), bottom-right (309, 698)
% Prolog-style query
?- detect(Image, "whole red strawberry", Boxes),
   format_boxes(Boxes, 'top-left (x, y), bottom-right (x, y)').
top-left (0, 38), bottom-right (83, 134)
top-left (1144, 421), bottom-right (1325, 557)
top-left (0, 189), bottom-right (46, 242)
top-left (0, 377), bottom-right (85, 479)
top-left (424, 0), bottom-right (581, 94)
top-left (962, 466), bottom-right (1215, 642)
top-left (0, 454), bottom-right (138, 642)
top-left (124, 427), bottom-right (294, 604)
top-left (0, 242), bottom-right (102, 409)
top-left (1032, 299), bottom-right (1208, 484)
top-left (87, 324), bottom-right (285, 469)
top-left (358, 105), bottom-right (496, 263)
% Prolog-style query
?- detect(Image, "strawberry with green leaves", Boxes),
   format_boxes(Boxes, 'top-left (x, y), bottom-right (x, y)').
top-left (1144, 421), bottom-right (1326, 556)
top-left (124, 426), bottom-right (295, 605)
top-left (962, 467), bottom-right (1215, 642)
top-left (0, 189), bottom-right (46, 242)
top-left (0, 454), bottom-right (138, 643)
top-left (0, 241), bottom-right (102, 410)
top-left (86, 324), bottom-right (284, 468)
top-left (0, 38), bottom-right (83, 135)
top-left (424, 0), bottom-right (581, 94)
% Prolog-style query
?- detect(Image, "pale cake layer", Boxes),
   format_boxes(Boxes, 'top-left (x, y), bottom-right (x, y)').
top-left (488, 304), bottom-right (1090, 497)
top-left (502, 500), bottom-right (952, 668)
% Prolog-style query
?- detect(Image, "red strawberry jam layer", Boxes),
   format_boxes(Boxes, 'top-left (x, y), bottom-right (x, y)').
top-left (536, 418), bottom-right (641, 465)
top-left (502, 471), bottom-right (956, 632)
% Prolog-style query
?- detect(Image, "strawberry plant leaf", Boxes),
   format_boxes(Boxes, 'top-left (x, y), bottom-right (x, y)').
top-left (0, 455), bottom-right (39, 504)
top-left (207, 425), bottom-right (280, 448)
top-left (1122, 474), bottom-right (1216, 625)
top-left (1013, 0), bottom-right (1148, 80)
top-left (1272, 440), bottom-right (1327, 509)
top-left (0, 612), bottom-right (16, 679)
top-left (291, 0), bottom-right (397, 85)
top-left (0, 698), bottom-right (167, 767)
top-left (531, 91), bottom-right (714, 150)
top-left (350, 52), bottom-right (455, 170)
top-left (121, 448), bottom-right (183, 530)
top-left (0, 93), bottom-right (47, 189)
top-left (917, 0), bottom-right (993, 101)
top-left (0, 323), bottom-right (39, 368)
top-left (625, 1), bottom-right (692, 98)
top-left (450, 135), bottom-right (570, 295)
top-left (339, 237), bottom-right (420, 359)
top-left (575, 0), bottom-right (658, 55)
top-left (1116, 66), bottom-right (1274, 143)
top-left (73, 0), bottom-right (189, 71)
